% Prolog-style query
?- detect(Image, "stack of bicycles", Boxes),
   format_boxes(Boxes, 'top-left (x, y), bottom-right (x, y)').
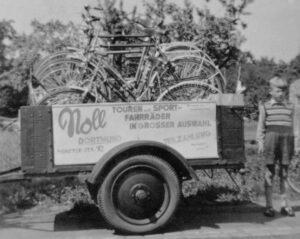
top-left (30, 5), bottom-right (226, 106)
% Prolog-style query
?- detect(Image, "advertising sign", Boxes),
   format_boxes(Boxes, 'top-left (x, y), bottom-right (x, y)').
top-left (52, 102), bottom-right (218, 165)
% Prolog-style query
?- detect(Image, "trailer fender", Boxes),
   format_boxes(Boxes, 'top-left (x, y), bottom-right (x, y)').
top-left (86, 140), bottom-right (198, 200)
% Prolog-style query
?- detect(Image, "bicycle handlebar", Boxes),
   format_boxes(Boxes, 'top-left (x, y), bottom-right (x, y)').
top-left (84, 4), bottom-right (103, 12)
top-left (83, 4), bottom-right (102, 25)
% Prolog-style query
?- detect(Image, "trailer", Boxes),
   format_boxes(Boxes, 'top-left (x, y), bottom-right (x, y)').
top-left (1, 94), bottom-right (245, 234)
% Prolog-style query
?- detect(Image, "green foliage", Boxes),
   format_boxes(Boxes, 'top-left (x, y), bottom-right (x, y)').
top-left (222, 51), bottom-right (300, 119)
top-left (0, 85), bottom-right (28, 117)
top-left (0, 129), bottom-right (20, 172)
top-left (238, 57), bottom-right (299, 119)
top-left (0, 20), bottom-right (17, 74)
top-left (6, 20), bottom-right (83, 89)
top-left (283, 54), bottom-right (300, 83)
top-left (0, 176), bottom-right (91, 214)
top-left (0, 20), bottom-right (83, 115)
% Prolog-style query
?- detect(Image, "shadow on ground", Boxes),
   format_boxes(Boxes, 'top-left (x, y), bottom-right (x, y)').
top-left (165, 201), bottom-right (300, 233)
top-left (1, 199), bottom-right (300, 234)
top-left (53, 202), bottom-right (110, 231)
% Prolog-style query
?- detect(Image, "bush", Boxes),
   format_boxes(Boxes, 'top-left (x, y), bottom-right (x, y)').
top-left (0, 85), bottom-right (29, 117)
top-left (181, 142), bottom-right (267, 204)
top-left (0, 176), bottom-right (92, 214)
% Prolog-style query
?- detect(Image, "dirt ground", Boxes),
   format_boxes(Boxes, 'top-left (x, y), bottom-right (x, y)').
top-left (1, 197), bottom-right (300, 239)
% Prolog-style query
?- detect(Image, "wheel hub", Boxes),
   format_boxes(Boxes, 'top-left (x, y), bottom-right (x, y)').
top-left (112, 167), bottom-right (167, 220)
top-left (130, 184), bottom-right (151, 204)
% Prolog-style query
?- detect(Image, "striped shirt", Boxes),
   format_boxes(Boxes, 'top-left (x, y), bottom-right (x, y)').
top-left (264, 100), bottom-right (293, 127)
top-left (256, 99), bottom-right (294, 145)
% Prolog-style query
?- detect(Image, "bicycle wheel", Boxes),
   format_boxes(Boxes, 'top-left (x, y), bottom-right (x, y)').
top-left (33, 49), bottom-right (80, 78)
top-left (287, 155), bottom-right (300, 194)
top-left (157, 81), bottom-right (220, 102)
top-left (154, 56), bottom-right (225, 98)
top-left (38, 87), bottom-right (97, 105)
top-left (36, 58), bottom-right (85, 88)
top-left (38, 58), bottom-right (107, 88)
top-left (31, 57), bottom-right (110, 104)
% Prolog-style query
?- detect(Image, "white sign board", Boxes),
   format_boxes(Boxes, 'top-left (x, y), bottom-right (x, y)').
top-left (52, 102), bottom-right (218, 165)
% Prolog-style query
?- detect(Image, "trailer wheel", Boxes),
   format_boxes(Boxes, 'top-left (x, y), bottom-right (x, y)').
top-left (97, 154), bottom-right (180, 234)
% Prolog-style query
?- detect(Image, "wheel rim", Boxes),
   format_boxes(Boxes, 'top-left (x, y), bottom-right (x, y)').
top-left (111, 164), bottom-right (171, 225)
top-left (160, 57), bottom-right (224, 91)
top-left (157, 81), bottom-right (220, 102)
top-left (38, 88), bottom-right (97, 105)
top-left (172, 58), bottom-right (224, 90)
top-left (38, 60), bottom-right (85, 88)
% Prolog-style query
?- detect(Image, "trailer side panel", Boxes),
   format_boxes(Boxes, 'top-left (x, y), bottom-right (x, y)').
top-left (21, 106), bottom-right (53, 173)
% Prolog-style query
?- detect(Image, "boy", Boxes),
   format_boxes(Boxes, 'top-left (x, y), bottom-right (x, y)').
top-left (256, 76), bottom-right (295, 217)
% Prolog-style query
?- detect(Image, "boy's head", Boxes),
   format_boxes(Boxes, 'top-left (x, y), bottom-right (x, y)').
top-left (269, 76), bottom-right (288, 102)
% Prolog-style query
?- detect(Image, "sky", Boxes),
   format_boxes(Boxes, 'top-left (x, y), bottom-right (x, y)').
top-left (0, 0), bottom-right (300, 62)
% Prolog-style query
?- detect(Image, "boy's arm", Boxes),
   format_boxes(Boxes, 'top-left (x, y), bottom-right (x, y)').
top-left (256, 102), bottom-right (266, 154)
top-left (289, 90), bottom-right (299, 154)
top-left (289, 91), bottom-right (299, 155)
top-left (293, 106), bottom-right (300, 155)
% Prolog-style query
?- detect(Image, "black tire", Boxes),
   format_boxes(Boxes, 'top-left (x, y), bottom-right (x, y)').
top-left (152, 56), bottom-right (225, 98)
top-left (37, 87), bottom-right (97, 105)
top-left (157, 80), bottom-right (220, 102)
top-left (287, 156), bottom-right (300, 194)
top-left (97, 155), bottom-right (180, 234)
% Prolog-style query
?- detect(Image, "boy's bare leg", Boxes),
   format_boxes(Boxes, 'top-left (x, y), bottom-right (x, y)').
top-left (279, 165), bottom-right (295, 216)
top-left (279, 165), bottom-right (288, 207)
top-left (265, 165), bottom-right (275, 208)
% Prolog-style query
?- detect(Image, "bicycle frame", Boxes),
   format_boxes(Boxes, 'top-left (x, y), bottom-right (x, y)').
top-left (79, 35), bottom-right (176, 102)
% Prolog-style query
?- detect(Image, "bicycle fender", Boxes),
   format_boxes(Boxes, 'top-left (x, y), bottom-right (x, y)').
top-left (161, 42), bottom-right (201, 51)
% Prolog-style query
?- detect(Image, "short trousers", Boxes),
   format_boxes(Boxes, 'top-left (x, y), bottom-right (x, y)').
top-left (264, 127), bottom-right (294, 165)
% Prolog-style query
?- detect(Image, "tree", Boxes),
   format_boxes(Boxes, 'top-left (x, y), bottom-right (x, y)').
top-left (237, 57), bottom-right (280, 119)
top-left (284, 54), bottom-right (300, 83)
top-left (0, 20), bottom-right (16, 75)
top-left (0, 19), bottom-right (83, 116)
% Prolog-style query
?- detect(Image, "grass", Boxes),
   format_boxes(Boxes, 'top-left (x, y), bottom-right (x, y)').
top-left (181, 141), bottom-right (263, 204)
top-left (0, 176), bottom-right (92, 214)
top-left (0, 129), bottom-right (21, 172)
top-left (244, 119), bottom-right (257, 141)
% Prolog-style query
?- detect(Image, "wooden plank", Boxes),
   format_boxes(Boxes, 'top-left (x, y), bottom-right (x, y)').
top-left (219, 106), bottom-right (245, 165)
top-left (21, 106), bottom-right (53, 174)
top-left (21, 107), bottom-right (35, 170)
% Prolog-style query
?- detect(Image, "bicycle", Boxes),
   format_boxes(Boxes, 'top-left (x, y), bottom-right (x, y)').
top-left (287, 153), bottom-right (300, 195)
top-left (36, 20), bottom-right (223, 104)
top-left (31, 5), bottom-right (225, 105)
